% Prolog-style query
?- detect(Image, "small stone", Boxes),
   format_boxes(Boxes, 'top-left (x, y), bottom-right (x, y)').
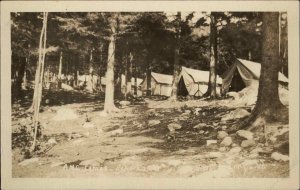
top-left (47, 138), bottom-right (57, 145)
top-left (241, 139), bottom-right (255, 148)
top-left (213, 122), bottom-right (218, 127)
top-left (82, 122), bottom-right (95, 128)
top-left (220, 137), bottom-right (232, 147)
top-left (202, 112), bottom-right (206, 116)
top-left (45, 99), bottom-right (50, 104)
top-left (271, 152), bottom-right (289, 162)
top-left (148, 120), bottom-right (161, 126)
top-left (236, 130), bottom-right (254, 140)
top-left (229, 147), bottom-right (242, 154)
top-left (184, 110), bottom-right (191, 114)
top-left (250, 147), bottom-right (263, 154)
top-left (18, 158), bottom-right (39, 166)
top-left (217, 131), bottom-right (228, 140)
top-left (199, 130), bottom-right (205, 134)
top-left (193, 123), bottom-right (207, 129)
top-left (221, 126), bottom-right (227, 130)
top-left (167, 123), bottom-right (182, 132)
top-left (206, 140), bottom-right (218, 146)
top-left (206, 152), bottom-right (223, 158)
top-left (120, 100), bottom-right (130, 106)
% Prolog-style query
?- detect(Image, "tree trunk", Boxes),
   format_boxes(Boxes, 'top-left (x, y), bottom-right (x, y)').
top-left (103, 18), bottom-right (118, 114)
top-left (204, 12), bottom-right (217, 99)
top-left (245, 12), bottom-right (287, 125)
top-left (134, 59), bottom-right (138, 96)
top-left (146, 55), bottom-right (151, 96)
top-left (31, 12), bottom-right (48, 152)
top-left (21, 57), bottom-right (28, 90)
top-left (58, 51), bottom-right (63, 89)
top-left (170, 12), bottom-right (181, 100)
top-left (125, 52), bottom-right (133, 100)
top-left (86, 49), bottom-right (94, 92)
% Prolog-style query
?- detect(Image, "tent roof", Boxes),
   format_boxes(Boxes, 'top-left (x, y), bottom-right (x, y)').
top-left (237, 58), bottom-right (289, 83)
top-left (181, 66), bottom-right (222, 84)
top-left (151, 72), bottom-right (173, 85)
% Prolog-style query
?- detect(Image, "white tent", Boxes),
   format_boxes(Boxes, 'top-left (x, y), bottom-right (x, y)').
top-left (120, 74), bottom-right (143, 96)
top-left (140, 72), bottom-right (173, 97)
top-left (178, 66), bottom-right (223, 97)
top-left (222, 58), bottom-right (289, 93)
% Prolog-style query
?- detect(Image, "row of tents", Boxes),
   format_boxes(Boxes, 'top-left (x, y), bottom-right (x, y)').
top-left (77, 58), bottom-right (289, 97)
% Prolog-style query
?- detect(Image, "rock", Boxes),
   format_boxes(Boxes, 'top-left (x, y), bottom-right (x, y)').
top-left (212, 122), bottom-right (218, 127)
top-left (167, 123), bottom-right (182, 132)
top-left (50, 161), bottom-right (65, 168)
top-left (193, 123), bottom-right (207, 129)
top-left (110, 128), bottom-right (124, 136)
top-left (147, 164), bottom-right (161, 172)
top-left (217, 131), bottom-right (228, 140)
top-left (236, 130), bottom-right (254, 140)
top-left (250, 147), bottom-right (263, 154)
top-left (45, 99), bottom-right (50, 104)
top-left (271, 152), bottom-right (289, 162)
top-left (120, 100), bottom-right (130, 106)
top-left (47, 138), bottom-right (57, 145)
top-left (79, 159), bottom-right (103, 167)
top-left (148, 120), bottom-right (161, 126)
top-left (220, 137), bottom-right (232, 147)
top-left (82, 122), bottom-right (95, 128)
top-left (52, 108), bottom-right (78, 121)
top-left (227, 91), bottom-right (240, 100)
top-left (199, 130), bottom-right (205, 134)
top-left (221, 108), bottom-right (250, 121)
top-left (229, 147), bottom-right (242, 154)
top-left (241, 139), bottom-right (255, 148)
top-left (184, 110), bottom-right (191, 114)
top-left (206, 140), bottom-right (218, 146)
top-left (206, 152), bottom-right (223, 158)
top-left (194, 108), bottom-right (202, 114)
top-left (18, 158), bottom-right (39, 166)
top-left (202, 112), bottom-right (206, 116)
top-left (221, 126), bottom-right (227, 130)
top-left (219, 147), bottom-right (227, 152)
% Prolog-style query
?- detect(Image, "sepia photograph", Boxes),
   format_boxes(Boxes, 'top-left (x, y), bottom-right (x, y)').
top-left (1, 1), bottom-right (299, 189)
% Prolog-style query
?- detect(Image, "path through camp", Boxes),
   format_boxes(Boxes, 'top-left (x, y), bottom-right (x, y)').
top-left (12, 90), bottom-right (289, 178)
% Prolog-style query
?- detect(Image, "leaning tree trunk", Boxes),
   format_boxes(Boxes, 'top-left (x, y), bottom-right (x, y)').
top-left (125, 52), bottom-right (133, 100)
top-left (204, 12), bottom-right (217, 99)
top-left (31, 12), bottom-right (48, 152)
top-left (103, 18), bottom-right (118, 114)
top-left (245, 12), bottom-right (287, 125)
top-left (170, 12), bottom-right (181, 100)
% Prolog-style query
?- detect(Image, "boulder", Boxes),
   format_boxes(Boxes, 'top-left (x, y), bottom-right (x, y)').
top-left (148, 120), bottom-right (161, 126)
top-left (236, 130), bottom-right (254, 140)
top-left (271, 152), bottom-right (289, 162)
top-left (217, 131), bottom-right (228, 140)
top-left (241, 139), bottom-right (255, 148)
top-left (220, 137), bottom-right (232, 147)
top-left (167, 123), bottom-right (182, 132)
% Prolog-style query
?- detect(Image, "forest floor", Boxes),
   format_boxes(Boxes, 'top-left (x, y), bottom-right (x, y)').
top-left (11, 88), bottom-right (289, 178)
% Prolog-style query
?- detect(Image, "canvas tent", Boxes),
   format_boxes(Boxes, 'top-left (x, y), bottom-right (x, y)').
top-left (178, 66), bottom-right (223, 97)
top-left (120, 74), bottom-right (143, 96)
top-left (221, 58), bottom-right (289, 93)
top-left (140, 72), bottom-right (173, 97)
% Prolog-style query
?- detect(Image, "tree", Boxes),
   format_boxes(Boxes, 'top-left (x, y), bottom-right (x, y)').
top-left (245, 12), bottom-right (287, 125)
top-left (170, 12), bottom-right (181, 100)
top-left (31, 12), bottom-right (48, 151)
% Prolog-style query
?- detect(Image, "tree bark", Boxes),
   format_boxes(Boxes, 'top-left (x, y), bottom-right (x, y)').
top-left (204, 12), bottom-right (217, 99)
top-left (86, 49), bottom-right (94, 92)
top-left (134, 59), bottom-right (138, 96)
top-left (146, 54), bottom-right (151, 96)
top-left (58, 51), bottom-right (63, 89)
top-left (103, 16), bottom-right (118, 113)
top-left (245, 12), bottom-right (287, 125)
top-left (170, 12), bottom-right (181, 100)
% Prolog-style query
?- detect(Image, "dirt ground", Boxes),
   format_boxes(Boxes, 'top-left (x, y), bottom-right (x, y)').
top-left (11, 89), bottom-right (289, 178)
